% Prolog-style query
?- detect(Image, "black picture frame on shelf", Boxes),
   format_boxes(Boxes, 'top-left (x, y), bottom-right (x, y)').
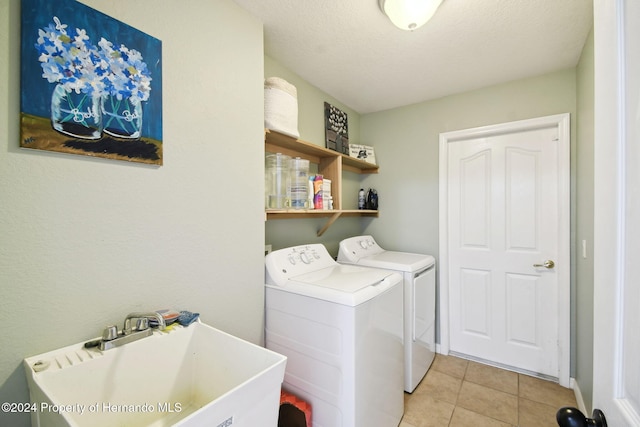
top-left (324, 102), bottom-right (349, 155)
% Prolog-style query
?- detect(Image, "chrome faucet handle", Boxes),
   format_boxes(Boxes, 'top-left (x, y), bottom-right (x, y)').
top-left (134, 317), bottom-right (148, 331)
top-left (102, 325), bottom-right (118, 341)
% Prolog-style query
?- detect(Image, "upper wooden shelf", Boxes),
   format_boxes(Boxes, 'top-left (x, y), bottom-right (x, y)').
top-left (265, 129), bottom-right (379, 174)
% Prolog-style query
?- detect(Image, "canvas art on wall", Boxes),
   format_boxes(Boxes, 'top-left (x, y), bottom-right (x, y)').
top-left (324, 102), bottom-right (349, 155)
top-left (20, 0), bottom-right (163, 165)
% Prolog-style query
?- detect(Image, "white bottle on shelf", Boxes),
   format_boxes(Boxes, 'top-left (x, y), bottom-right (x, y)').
top-left (358, 188), bottom-right (365, 210)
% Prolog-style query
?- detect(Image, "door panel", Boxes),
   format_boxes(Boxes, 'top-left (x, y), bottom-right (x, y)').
top-left (505, 273), bottom-right (539, 347)
top-left (506, 148), bottom-right (538, 250)
top-left (460, 268), bottom-right (491, 337)
top-left (461, 150), bottom-right (491, 248)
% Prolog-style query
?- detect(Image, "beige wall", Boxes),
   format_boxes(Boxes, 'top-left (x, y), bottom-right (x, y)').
top-left (575, 28), bottom-right (595, 411)
top-left (0, 1), bottom-right (264, 425)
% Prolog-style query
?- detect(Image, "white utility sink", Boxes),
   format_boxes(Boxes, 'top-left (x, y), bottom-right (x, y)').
top-left (24, 322), bottom-right (286, 427)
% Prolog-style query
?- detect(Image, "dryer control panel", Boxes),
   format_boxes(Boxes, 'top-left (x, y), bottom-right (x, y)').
top-left (338, 235), bottom-right (385, 263)
top-left (265, 244), bottom-right (337, 286)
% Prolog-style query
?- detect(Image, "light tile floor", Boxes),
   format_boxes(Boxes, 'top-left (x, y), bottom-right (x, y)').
top-left (400, 354), bottom-right (577, 427)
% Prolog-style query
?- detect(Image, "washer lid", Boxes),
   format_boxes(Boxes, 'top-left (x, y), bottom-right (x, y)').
top-left (270, 264), bottom-right (402, 306)
top-left (292, 263), bottom-right (395, 292)
top-left (353, 251), bottom-right (435, 272)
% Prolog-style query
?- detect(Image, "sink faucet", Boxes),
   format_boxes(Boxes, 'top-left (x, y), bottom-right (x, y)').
top-left (123, 312), bottom-right (166, 335)
top-left (96, 312), bottom-right (166, 351)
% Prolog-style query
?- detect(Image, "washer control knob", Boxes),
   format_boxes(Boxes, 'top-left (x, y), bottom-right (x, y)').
top-left (360, 240), bottom-right (368, 249)
top-left (300, 252), bottom-right (311, 264)
top-left (288, 254), bottom-right (296, 265)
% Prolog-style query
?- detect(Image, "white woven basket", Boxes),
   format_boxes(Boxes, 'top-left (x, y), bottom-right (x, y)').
top-left (264, 77), bottom-right (300, 139)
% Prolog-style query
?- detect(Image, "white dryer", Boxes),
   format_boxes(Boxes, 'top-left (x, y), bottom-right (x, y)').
top-left (338, 235), bottom-right (436, 393)
top-left (265, 243), bottom-right (404, 427)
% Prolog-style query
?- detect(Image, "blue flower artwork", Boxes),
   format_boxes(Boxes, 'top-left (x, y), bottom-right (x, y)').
top-left (20, 0), bottom-right (163, 165)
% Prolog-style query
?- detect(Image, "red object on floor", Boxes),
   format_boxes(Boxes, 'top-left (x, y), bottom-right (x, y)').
top-left (279, 390), bottom-right (311, 427)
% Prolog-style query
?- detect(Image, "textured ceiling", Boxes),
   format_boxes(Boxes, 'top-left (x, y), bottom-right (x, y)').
top-left (232, 0), bottom-right (593, 114)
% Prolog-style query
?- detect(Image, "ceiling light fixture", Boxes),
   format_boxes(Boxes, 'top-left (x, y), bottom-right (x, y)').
top-left (379, 0), bottom-right (443, 31)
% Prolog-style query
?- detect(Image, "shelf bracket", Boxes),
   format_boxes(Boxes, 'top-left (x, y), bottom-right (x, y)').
top-left (317, 212), bottom-right (343, 237)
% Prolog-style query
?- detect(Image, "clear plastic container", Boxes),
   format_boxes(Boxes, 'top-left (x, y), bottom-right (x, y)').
top-left (265, 153), bottom-right (291, 209)
top-left (289, 157), bottom-right (309, 209)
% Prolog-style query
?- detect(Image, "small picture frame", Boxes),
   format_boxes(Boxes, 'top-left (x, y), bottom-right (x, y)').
top-left (349, 144), bottom-right (377, 165)
top-left (324, 102), bottom-right (349, 155)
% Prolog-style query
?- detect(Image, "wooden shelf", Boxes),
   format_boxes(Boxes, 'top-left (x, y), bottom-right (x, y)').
top-left (266, 209), bottom-right (379, 219)
top-left (265, 129), bottom-right (380, 236)
top-left (266, 209), bottom-right (379, 237)
top-left (265, 129), bottom-right (379, 174)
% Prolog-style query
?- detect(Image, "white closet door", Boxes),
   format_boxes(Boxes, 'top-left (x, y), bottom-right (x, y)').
top-left (440, 114), bottom-right (570, 385)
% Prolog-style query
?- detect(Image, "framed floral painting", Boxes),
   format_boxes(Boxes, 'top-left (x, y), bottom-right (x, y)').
top-left (20, 0), bottom-right (163, 165)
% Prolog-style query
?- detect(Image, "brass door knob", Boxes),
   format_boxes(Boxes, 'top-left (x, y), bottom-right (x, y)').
top-left (533, 260), bottom-right (555, 269)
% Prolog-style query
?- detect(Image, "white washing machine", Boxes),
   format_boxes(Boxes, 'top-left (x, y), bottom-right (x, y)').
top-left (338, 235), bottom-right (436, 393)
top-left (265, 243), bottom-right (404, 427)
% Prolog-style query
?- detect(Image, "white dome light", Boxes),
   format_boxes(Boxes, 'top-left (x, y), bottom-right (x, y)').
top-left (379, 0), bottom-right (444, 31)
